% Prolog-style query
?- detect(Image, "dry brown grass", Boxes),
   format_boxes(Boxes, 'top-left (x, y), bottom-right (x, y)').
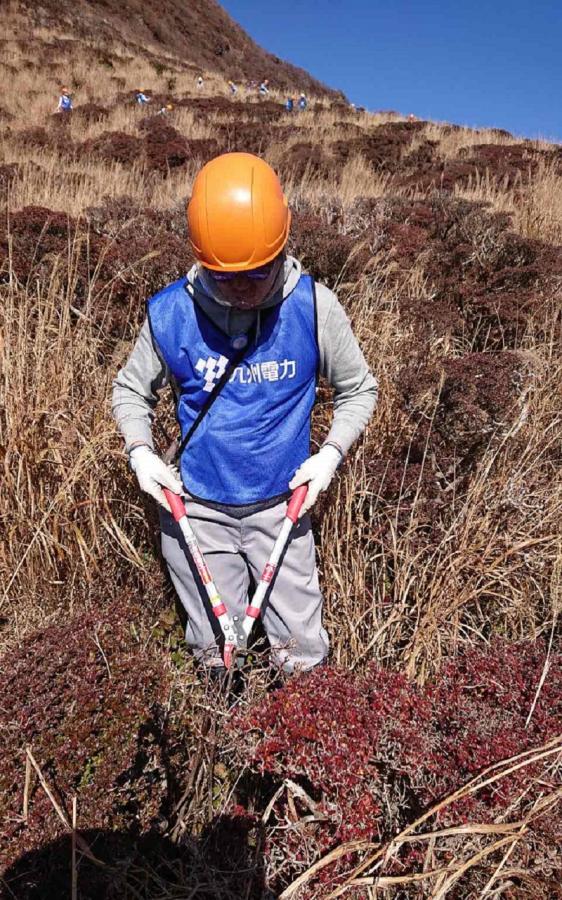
top-left (0, 142), bottom-right (202, 214)
top-left (0, 17), bottom-right (562, 660)
top-left (453, 157), bottom-right (562, 243)
top-left (0, 17), bottom-right (561, 897)
top-left (1, 101), bottom-right (560, 666)
top-left (319, 281), bottom-right (561, 675)
top-left (0, 237), bottom-right (152, 655)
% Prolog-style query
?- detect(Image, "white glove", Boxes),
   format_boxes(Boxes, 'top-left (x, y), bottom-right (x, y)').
top-left (129, 445), bottom-right (183, 513)
top-left (289, 445), bottom-right (342, 517)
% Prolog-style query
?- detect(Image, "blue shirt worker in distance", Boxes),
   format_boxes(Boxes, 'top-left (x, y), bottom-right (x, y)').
top-left (57, 87), bottom-right (73, 112)
top-left (112, 153), bottom-right (377, 677)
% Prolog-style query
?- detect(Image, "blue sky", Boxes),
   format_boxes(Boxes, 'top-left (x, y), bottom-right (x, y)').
top-left (222, 0), bottom-right (561, 142)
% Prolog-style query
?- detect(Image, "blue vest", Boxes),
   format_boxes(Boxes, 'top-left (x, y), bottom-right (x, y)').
top-left (60, 95), bottom-right (72, 110)
top-left (148, 275), bottom-right (319, 505)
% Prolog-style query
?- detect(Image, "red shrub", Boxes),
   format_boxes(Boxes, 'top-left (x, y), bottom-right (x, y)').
top-left (399, 351), bottom-right (533, 467)
top-left (280, 142), bottom-right (331, 180)
top-left (330, 121), bottom-right (424, 175)
top-left (80, 130), bottom-right (144, 165)
top-left (146, 129), bottom-right (222, 173)
top-left (232, 642), bottom-right (562, 893)
top-left (84, 196), bottom-right (194, 330)
top-left (144, 122), bottom-right (190, 171)
top-left (0, 202), bottom-right (193, 338)
top-left (216, 122), bottom-right (293, 156)
top-left (457, 142), bottom-right (545, 186)
top-left (72, 102), bottom-right (110, 123)
top-left (352, 195), bottom-right (560, 350)
top-left (289, 211), bottom-right (371, 287)
top-left (189, 96), bottom-right (284, 125)
top-left (17, 127), bottom-right (52, 149)
top-left (0, 205), bottom-right (96, 291)
top-left (0, 598), bottom-right (172, 871)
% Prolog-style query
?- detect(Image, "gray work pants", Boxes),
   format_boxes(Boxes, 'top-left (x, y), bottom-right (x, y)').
top-left (160, 499), bottom-right (329, 672)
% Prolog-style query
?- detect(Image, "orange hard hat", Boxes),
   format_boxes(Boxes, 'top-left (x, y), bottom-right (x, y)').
top-left (187, 152), bottom-right (291, 271)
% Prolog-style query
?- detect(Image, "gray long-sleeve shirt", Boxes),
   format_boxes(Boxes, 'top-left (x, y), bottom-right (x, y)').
top-left (112, 255), bottom-right (377, 471)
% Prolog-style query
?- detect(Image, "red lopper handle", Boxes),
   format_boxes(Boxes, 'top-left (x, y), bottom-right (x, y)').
top-left (286, 484), bottom-right (308, 523)
top-left (163, 488), bottom-right (186, 522)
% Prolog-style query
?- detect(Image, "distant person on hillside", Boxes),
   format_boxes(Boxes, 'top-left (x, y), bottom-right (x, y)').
top-left (157, 103), bottom-right (174, 116)
top-left (285, 97), bottom-right (294, 112)
top-left (56, 88), bottom-right (73, 113)
top-left (135, 90), bottom-right (150, 106)
top-left (228, 80), bottom-right (238, 96)
top-left (196, 76), bottom-right (204, 90)
top-left (258, 79), bottom-right (270, 98)
top-left (112, 152), bottom-right (377, 682)
top-left (298, 93), bottom-right (307, 111)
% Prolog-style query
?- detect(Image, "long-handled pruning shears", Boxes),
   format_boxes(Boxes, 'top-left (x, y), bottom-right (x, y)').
top-left (163, 485), bottom-right (308, 669)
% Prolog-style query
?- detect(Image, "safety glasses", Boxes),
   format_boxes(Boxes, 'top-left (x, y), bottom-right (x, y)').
top-left (206, 258), bottom-right (279, 282)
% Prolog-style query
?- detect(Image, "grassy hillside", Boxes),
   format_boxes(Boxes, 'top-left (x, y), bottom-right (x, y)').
top-left (0, 5), bottom-right (561, 897)
top-left (8, 0), bottom-right (340, 102)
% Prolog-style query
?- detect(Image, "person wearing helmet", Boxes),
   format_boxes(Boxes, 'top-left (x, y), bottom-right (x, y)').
top-left (298, 93), bottom-right (307, 111)
top-left (56, 88), bottom-right (73, 113)
top-left (112, 153), bottom-right (377, 677)
top-left (135, 89), bottom-right (150, 106)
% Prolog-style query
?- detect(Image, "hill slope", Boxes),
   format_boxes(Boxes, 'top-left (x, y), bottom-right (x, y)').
top-left (0, 1), bottom-right (561, 897)
top-left (16, 0), bottom-right (340, 96)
